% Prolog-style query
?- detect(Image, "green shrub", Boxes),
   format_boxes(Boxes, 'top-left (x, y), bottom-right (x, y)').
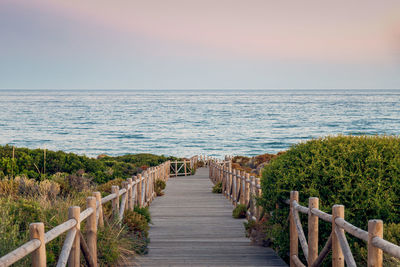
top-left (134, 206), bottom-right (151, 223)
top-left (212, 182), bottom-right (222, 193)
top-left (123, 210), bottom-right (150, 238)
top-left (232, 204), bottom-right (247, 219)
top-left (260, 135), bottom-right (400, 265)
top-left (0, 145), bottom-right (175, 184)
top-left (155, 179), bottom-right (166, 196)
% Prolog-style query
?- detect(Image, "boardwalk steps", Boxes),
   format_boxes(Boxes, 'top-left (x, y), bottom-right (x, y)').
top-left (130, 168), bottom-right (287, 267)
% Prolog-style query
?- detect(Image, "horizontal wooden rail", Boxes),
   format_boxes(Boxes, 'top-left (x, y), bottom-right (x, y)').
top-left (44, 219), bottom-right (76, 244)
top-left (208, 156), bottom-right (400, 267)
top-left (0, 159), bottom-right (178, 267)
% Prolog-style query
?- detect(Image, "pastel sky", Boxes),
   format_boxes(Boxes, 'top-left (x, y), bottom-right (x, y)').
top-left (1, 0), bottom-right (400, 89)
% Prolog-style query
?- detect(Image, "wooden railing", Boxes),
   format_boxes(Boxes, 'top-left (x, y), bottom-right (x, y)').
top-left (209, 160), bottom-right (262, 221)
top-left (170, 156), bottom-right (199, 177)
top-left (209, 158), bottom-right (400, 267)
top-left (0, 161), bottom-right (171, 267)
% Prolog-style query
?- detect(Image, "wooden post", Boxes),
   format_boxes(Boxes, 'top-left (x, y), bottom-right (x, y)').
top-left (167, 161), bottom-right (170, 178)
top-left (141, 172), bottom-right (146, 206)
top-left (228, 161), bottom-right (232, 198)
top-left (137, 174), bottom-right (142, 206)
top-left (93, 192), bottom-right (104, 228)
top-left (237, 171), bottom-right (242, 206)
top-left (332, 205), bottom-right (344, 267)
top-left (133, 176), bottom-right (138, 206)
top-left (308, 197), bottom-right (319, 267)
top-left (30, 223), bottom-right (46, 267)
top-left (245, 173), bottom-right (250, 206)
top-left (290, 191), bottom-right (299, 267)
top-left (224, 165), bottom-right (229, 198)
top-left (255, 178), bottom-right (261, 220)
top-left (232, 169), bottom-right (237, 205)
top-left (146, 170), bottom-right (150, 203)
top-left (249, 176), bottom-right (255, 214)
top-left (123, 181), bottom-right (129, 211)
top-left (127, 178), bottom-right (133, 211)
top-left (221, 165), bottom-right (226, 194)
top-left (240, 172), bottom-right (245, 205)
top-left (368, 220), bottom-right (383, 267)
top-left (227, 166), bottom-right (232, 200)
top-left (175, 160), bottom-right (178, 177)
top-left (111, 186), bottom-right (119, 219)
top-left (68, 206), bottom-right (80, 267)
top-left (86, 197), bottom-right (97, 267)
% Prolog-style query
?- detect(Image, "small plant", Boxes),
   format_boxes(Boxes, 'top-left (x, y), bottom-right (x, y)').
top-left (244, 216), bottom-right (271, 246)
top-left (123, 210), bottom-right (150, 238)
top-left (97, 220), bottom-right (136, 264)
top-left (212, 182), bottom-right (222, 193)
top-left (0, 179), bottom-right (19, 197)
top-left (134, 206), bottom-right (151, 223)
top-left (155, 179), bottom-right (166, 196)
top-left (232, 204), bottom-right (247, 219)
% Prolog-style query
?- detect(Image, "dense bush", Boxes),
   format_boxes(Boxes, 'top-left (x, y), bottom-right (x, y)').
top-left (260, 135), bottom-right (400, 265)
top-left (232, 204), bottom-right (247, 219)
top-left (0, 145), bottom-right (177, 184)
top-left (212, 182), bottom-right (222, 193)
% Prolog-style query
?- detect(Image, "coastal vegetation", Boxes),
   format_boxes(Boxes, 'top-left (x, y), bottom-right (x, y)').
top-left (231, 152), bottom-right (285, 177)
top-left (0, 145), bottom-right (176, 183)
top-left (259, 135), bottom-right (400, 265)
top-left (212, 181), bottom-right (222, 193)
top-left (0, 145), bottom-right (176, 265)
top-left (232, 204), bottom-right (247, 219)
top-left (155, 179), bottom-right (166, 196)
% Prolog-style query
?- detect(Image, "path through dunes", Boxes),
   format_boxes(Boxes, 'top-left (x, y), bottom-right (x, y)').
top-left (125, 168), bottom-right (287, 267)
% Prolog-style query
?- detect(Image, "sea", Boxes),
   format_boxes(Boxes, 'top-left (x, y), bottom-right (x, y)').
top-left (0, 89), bottom-right (399, 158)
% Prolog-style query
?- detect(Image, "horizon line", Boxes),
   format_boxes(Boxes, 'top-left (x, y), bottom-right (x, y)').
top-left (1, 88), bottom-right (400, 91)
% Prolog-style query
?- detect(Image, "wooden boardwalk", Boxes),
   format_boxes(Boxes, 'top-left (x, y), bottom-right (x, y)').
top-left (131, 168), bottom-right (287, 267)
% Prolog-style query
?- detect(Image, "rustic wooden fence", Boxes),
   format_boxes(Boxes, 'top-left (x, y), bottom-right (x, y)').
top-left (0, 161), bottom-right (171, 267)
top-left (209, 158), bottom-right (400, 267)
top-left (170, 156), bottom-right (199, 177)
top-left (209, 160), bottom-right (262, 221)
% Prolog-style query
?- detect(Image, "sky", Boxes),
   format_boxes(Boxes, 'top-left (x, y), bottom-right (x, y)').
top-left (1, 0), bottom-right (400, 89)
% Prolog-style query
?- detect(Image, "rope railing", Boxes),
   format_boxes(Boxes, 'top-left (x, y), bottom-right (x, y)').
top-left (0, 160), bottom-right (173, 267)
top-left (208, 157), bottom-right (400, 267)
